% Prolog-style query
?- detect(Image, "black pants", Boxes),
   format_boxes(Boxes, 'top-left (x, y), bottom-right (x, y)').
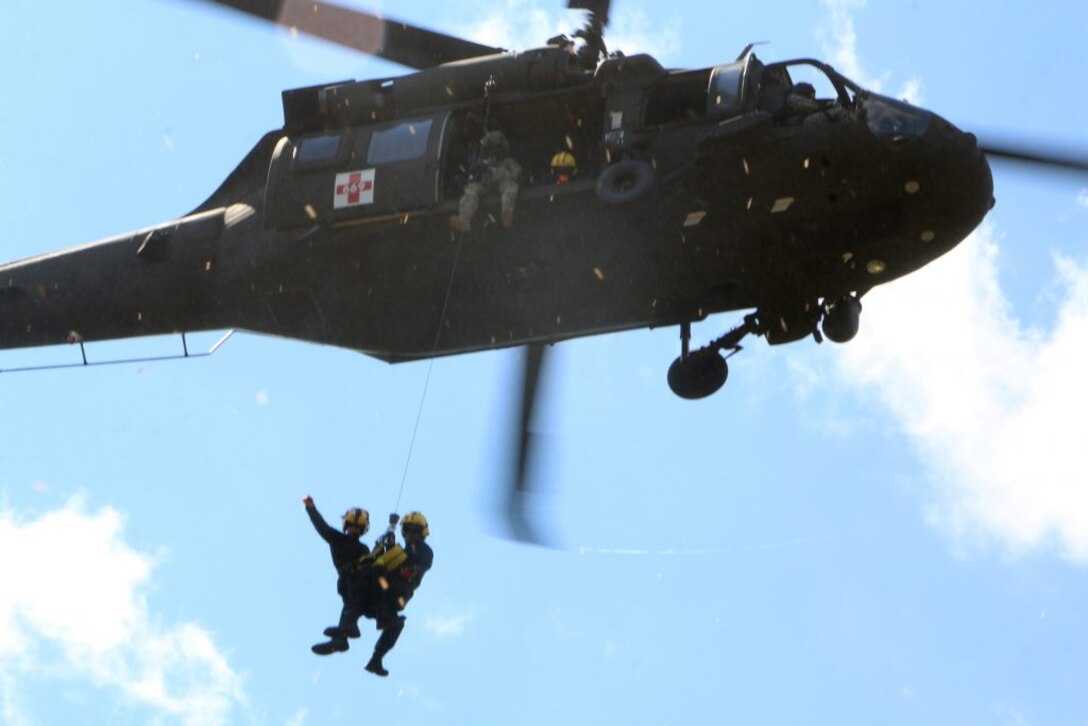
top-left (330, 575), bottom-right (372, 639)
top-left (374, 593), bottom-right (406, 655)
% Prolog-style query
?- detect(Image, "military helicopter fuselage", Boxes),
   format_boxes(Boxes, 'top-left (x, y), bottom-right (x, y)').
top-left (0, 44), bottom-right (994, 378)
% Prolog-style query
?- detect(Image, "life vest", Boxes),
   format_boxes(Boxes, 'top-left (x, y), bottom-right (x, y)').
top-left (343, 542), bottom-right (408, 575)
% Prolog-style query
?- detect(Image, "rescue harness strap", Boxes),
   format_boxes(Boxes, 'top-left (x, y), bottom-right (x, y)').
top-left (392, 232), bottom-right (465, 514)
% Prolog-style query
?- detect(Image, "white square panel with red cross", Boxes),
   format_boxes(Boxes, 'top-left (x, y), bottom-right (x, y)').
top-left (333, 169), bottom-right (376, 208)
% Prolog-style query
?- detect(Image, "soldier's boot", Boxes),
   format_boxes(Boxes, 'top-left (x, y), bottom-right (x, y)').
top-left (365, 652), bottom-right (389, 677)
top-left (502, 209), bottom-right (515, 228)
top-left (449, 216), bottom-right (471, 232)
top-left (311, 638), bottom-right (349, 656)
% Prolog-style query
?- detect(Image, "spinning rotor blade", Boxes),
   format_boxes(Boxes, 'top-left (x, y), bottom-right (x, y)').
top-left (505, 343), bottom-right (550, 545)
top-left (567, 0), bottom-right (611, 26)
top-left (199, 0), bottom-right (505, 68)
top-left (979, 139), bottom-right (1088, 175)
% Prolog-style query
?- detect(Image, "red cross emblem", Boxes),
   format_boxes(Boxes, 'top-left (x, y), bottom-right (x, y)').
top-left (333, 169), bottom-right (376, 208)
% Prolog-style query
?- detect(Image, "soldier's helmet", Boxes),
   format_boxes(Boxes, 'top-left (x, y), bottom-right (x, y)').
top-left (480, 130), bottom-right (510, 158)
top-left (342, 508), bottom-right (370, 534)
top-left (401, 511), bottom-right (429, 539)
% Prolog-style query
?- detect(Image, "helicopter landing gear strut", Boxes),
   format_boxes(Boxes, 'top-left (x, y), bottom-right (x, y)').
top-left (667, 314), bottom-right (760, 399)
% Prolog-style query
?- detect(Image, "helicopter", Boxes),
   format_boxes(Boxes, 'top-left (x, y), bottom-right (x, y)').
top-left (2, 0), bottom-right (1086, 542)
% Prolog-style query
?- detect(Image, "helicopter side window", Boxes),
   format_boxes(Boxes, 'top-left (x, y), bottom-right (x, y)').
top-left (294, 133), bottom-right (345, 168)
top-left (367, 119), bottom-right (434, 165)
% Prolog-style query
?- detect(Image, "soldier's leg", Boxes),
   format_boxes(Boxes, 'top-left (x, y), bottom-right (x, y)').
top-left (493, 160), bottom-right (519, 228)
top-left (325, 575), bottom-right (367, 639)
top-left (452, 182), bottom-right (483, 231)
top-left (323, 602), bottom-right (361, 640)
top-left (365, 598), bottom-right (405, 677)
top-left (498, 179), bottom-right (518, 227)
top-left (375, 614), bottom-right (405, 654)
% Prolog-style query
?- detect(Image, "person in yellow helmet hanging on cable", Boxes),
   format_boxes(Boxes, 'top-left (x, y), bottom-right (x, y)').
top-left (364, 511), bottom-right (434, 677)
top-left (303, 496), bottom-right (371, 656)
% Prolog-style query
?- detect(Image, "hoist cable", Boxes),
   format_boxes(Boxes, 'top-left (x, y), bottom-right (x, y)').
top-left (392, 232), bottom-right (465, 514)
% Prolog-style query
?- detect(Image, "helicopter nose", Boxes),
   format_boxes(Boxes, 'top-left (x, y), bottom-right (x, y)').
top-left (927, 118), bottom-right (995, 243)
top-left (854, 100), bottom-right (995, 284)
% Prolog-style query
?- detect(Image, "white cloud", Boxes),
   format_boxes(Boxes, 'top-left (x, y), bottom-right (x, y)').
top-left (0, 497), bottom-right (247, 725)
top-left (459, 0), bottom-right (680, 63)
top-left (818, 0), bottom-right (869, 84)
top-left (422, 612), bottom-right (473, 638)
top-left (818, 0), bottom-right (922, 102)
top-left (462, 0), bottom-right (572, 51)
top-left (835, 227), bottom-right (1088, 561)
top-left (1077, 189), bottom-right (1088, 208)
top-left (812, 0), bottom-right (1088, 562)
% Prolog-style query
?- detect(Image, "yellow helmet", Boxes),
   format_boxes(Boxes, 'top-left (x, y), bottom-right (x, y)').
top-left (401, 511), bottom-right (429, 538)
top-left (342, 507), bottom-right (370, 534)
top-left (550, 150), bottom-right (577, 172)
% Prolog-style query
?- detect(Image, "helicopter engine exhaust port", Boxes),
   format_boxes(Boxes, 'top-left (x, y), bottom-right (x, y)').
top-left (596, 159), bottom-right (655, 205)
top-left (667, 348), bottom-right (728, 399)
top-left (820, 295), bottom-right (862, 343)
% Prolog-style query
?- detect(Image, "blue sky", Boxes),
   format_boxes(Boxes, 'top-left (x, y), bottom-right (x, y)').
top-left (2, 0), bottom-right (1087, 723)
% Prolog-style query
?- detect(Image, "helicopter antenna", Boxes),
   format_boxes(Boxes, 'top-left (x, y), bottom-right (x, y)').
top-left (735, 42), bottom-right (768, 62)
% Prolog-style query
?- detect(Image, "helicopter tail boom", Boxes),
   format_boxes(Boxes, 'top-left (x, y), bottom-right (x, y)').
top-left (0, 210), bottom-right (238, 352)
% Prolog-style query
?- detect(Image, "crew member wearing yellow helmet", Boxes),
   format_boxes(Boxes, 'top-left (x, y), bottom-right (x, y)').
top-left (365, 511), bottom-right (434, 677)
top-left (550, 149), bottom-right (577, 185)
top-left (303, 496), bottom-right (371, 656)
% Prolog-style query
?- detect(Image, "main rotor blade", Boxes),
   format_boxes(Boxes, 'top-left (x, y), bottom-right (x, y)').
top-left (505, 343), bottom-right (550, 545)
top-left (567, 0), bottom-right (611, 26)
top-left (979, 140), bottom-right (1088, 175)
top-left (199, 0), bottom-right (505, 68)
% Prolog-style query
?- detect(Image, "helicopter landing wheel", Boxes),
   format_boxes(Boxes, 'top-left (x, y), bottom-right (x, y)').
top-left (596, 159), bottom-right (655, 205)
top-left (667, 349), bottom-right (728, 399)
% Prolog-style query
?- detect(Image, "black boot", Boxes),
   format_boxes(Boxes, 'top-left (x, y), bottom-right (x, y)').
top-left (365, 652), bottom-right (389, 677)
top-left (311, 638), bottom-right (349, 656)
top-left (323, 623), bottom-right (361, 639)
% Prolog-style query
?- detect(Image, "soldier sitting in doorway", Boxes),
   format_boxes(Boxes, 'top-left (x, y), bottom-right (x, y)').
top-left (450, 130), bottom-right (522, 232)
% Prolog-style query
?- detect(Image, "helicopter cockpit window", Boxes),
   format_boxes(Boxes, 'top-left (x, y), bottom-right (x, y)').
top-left (367, 119), bottom-right (434, 165)
top-left (760, 61), bottom-right (858, 123)
top-left (294, 133), bottom-right (344, 166)
top-left (862, 94), bottom-right (931, 138)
